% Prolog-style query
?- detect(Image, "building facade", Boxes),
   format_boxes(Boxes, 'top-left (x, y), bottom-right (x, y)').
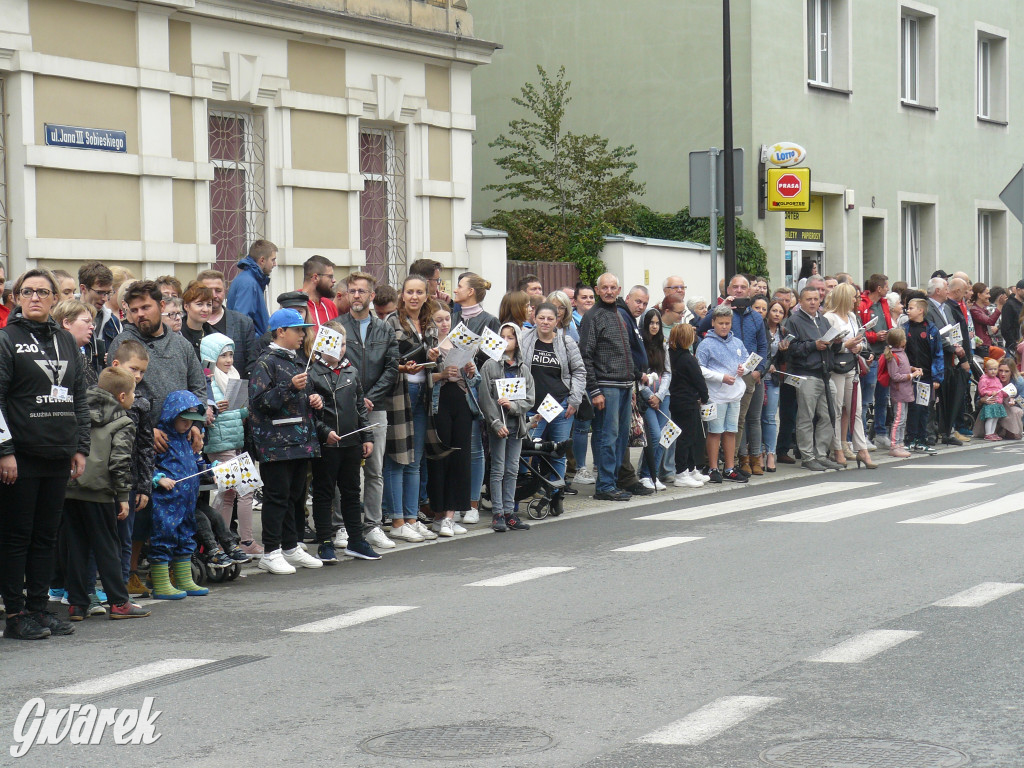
top-left (0, 0), bottom-right (497, 294)
top-left (470, 0), bottom-right (1024, 291)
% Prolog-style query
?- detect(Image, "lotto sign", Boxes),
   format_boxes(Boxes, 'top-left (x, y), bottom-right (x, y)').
top-left (767, 167), bottom-right (811, 211)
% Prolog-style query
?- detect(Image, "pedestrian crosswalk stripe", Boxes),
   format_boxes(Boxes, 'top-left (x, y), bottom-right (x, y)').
top-left (466, 566), bottom-right (574, 587)
top-left (895, 464), bottom-right (983, 469)
top-left (612, 536), bottom-right (704, 552)
top-left (48, 658), bottom-right (216, 695)
top-left (762, 482), bottom-right (991, 523)
top-left (932, 582), bottom-right (1024, 607)
top-left (805, 630), bottom-right (920, 663)
top-left (283, 606), bottom-right (417, 633)
top-left (638, 695), bottom-right (782, 745)
top-left (635, 482), bottom-right (877, 521)
top-left (900, 488), bottom-right (1024, 524)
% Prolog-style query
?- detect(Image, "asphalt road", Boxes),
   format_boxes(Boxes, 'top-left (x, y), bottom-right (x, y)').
top-left (2, 441), bottom-right (1023, 768)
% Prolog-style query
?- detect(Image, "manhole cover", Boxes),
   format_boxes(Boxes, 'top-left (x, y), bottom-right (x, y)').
top-left (761, 738), bottom-right (970, 768)
top-left (360, 726), bottom-right (554, 760)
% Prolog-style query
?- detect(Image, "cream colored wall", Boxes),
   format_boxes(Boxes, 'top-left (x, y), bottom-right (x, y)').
top-left (425, 64), bottom-right (451, 111)
top-left (428, 126), bottom-right (451, 181)
top-left (173, 181), bottom-right (196, 244)
top-left (170, 96), bottom-right (194, 163)
top-left (168, 20), bottom-right (192, 77)
top-left (35, 170), bottom-right (141, 241)
top-left (288, 40), bottom-right (346, 98)
top-left (429, 198), bottom-right (452, 252)
top-left (34, 77), bottom-right (139, 154)
top-left (291, 111), bottom-right (348, 173)
top-left (30, 0), bottom-right (137, 67)
top-left (293, 189), bottom-right (350, 248)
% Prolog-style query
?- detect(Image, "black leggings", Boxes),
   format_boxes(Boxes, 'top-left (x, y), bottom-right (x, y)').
top-left (311, 446), bottom-right (363, 543)
top-left (670, 403), bottom-right (703, 473)
top-left (427, 383), bottom-right (473, 513)
top-left (0, 473), bottom-right (67, 614)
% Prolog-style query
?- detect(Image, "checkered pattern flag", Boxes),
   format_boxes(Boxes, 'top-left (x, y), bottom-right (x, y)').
top-left (213, 452), bottom-right (263, 495)
top-left (700, 402), bottom-right (718, 421)
top-left (449, 322), bottom-right (481, 350)
top-left (536, 393), bottom-right (564, 422)
top-left (659, 419), bottom-right (681, 449)
top-left (479, 326), bottom-right (507, 362)
top-left (496, 377), bottom-right (528, 401)
top-left (311, 325), bottom-right (345, 360)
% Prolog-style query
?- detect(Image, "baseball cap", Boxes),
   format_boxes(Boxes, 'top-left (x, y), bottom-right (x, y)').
top-left (276, 290), bottom-right (309, 310)
top-left (931, 269), bottom-right (951, 280)
top-left (177, 407), bottom-right (207, 422)
top-left (268, 308), bottom-right (313, 331)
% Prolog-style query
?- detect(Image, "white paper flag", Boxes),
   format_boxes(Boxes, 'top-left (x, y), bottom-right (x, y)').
top-left (536, 393), bottom-right (564, 422)
top-left (479, 326), bottom-right (507, 362)
top-left (212, 452), bottom-right (263, 495)
top-left (699, 402), bottom-right (718, 421)
top-left (448, 322), bottom-right (481, 350)
top-left (1002, 383), bottom-right (1017, 398)
top-left (659, 419), bottom-right (681, 448)
top-left (949, 325), bottom-right (963, 346)
top-left (915, 381), bottom-right (931, 406)
top-left (784, 373), bottom-right (806, 389)
top-left (0, 408), bottom-right (10, 445)
top-left (311, 325), bottom-right (345, 359)
top-left (742, 352), bottom-right (763, 373)
top-left (496, 377), bottom-right (528, 401)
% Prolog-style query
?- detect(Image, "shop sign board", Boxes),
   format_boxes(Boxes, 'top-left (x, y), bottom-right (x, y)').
top-left (767, 167), bottom-right (811, 211)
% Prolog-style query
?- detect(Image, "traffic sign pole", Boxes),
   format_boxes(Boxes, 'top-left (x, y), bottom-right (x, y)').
top-left (710, 148), bottom-right (719, 305)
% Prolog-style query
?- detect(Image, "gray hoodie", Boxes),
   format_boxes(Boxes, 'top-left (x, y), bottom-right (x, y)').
top-left (107, 322), bottom-right (206, 417)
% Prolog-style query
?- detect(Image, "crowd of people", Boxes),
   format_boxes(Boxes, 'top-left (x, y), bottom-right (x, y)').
top-left (0, 245), bottom-right (1019, 641)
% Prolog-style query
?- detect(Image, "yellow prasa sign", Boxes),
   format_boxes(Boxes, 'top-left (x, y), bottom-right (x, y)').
top-left (767, 167), bottom-right (811, 212)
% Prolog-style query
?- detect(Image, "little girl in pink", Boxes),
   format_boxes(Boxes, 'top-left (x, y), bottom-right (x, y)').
top-left (977, 358), bottom-right (1008, 441)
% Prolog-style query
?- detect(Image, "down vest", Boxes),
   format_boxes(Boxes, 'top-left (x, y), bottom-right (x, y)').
top-left (205, 376), bottom-right (248, 454)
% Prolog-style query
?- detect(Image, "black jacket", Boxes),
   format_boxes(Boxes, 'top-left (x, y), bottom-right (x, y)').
top-left (616, 298), bottom-right (649, 378)
top-left (668, 347), bottom-right (709, 407)
top-left (786, 309), bottom-right (836, 377)
top-left (1003, 295), bottom-right (1023, 350)
top-left (338, 313), bottom-right (399, 410)
top-left (309, 359), bottom-right (370, 448)
top-left (578, 298), bottom-right (635, 397)
top-left (0, 309), bottom-right (91, 466)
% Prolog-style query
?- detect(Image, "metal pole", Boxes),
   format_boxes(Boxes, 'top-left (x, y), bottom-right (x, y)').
top-left (710, 147), bottom-right (719, 303)
top-left (722, 0), bottom-right (736, 280)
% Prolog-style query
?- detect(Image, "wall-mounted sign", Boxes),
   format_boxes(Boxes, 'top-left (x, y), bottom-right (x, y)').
top-left (785, 196), bottom-right (824, 242)
top-left (45, 123), bottom-right (127, 153)
top-left (767, 167), bottom-right (811, 211)
top-left (766, 142), bottom-right (807, 167)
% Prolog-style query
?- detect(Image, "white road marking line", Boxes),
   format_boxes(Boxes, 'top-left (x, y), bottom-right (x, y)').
top-left (638, 696), bottom-right (782, 745)
top-left (613, 536), bottom-right (703, 552)
top-left (952, 466), bottom-right (1013, 483)
top-left (762, 482), bottom-right (991, 523)
top-left (635, 482), bottom-right (877, 521)
top-left (895, 464), bottom-right (983, 469)
top-left (932, 582), bottom-right (1024, 607)
top-left (900, 488), bottom-right (1024, 525)
top-left (806, 630), bottom-right (920, 663)
top-left (48, 658), bottom-right (216, 695)
top-left (465, 566), bottom-right (574, 587)
top-left (283, 605), bottom-right (417, 633)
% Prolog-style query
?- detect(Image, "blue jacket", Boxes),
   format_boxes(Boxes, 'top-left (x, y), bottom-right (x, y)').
top-left (152, 390), bottom-right (203, 520)
top-left (226, 256), bottom-right (271, 336)
top-left (698, 306), bottom-right (767, 374)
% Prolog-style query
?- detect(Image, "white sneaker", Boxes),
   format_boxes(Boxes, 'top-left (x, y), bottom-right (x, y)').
top-left (333, 529), bottom-right (348, 549)
top-left (413, 520), bottom-right (438, 540)
top-left (258, 548), bottom-right (296, 575)
top-left (690, 468), bottom-right (711, 482)
top-left (461, 508), bottom-right (480, 524)
top-left (283, 546), bottom-right (324, 569)
top-left (654, 479), bottom-right (667, 491)
top-left (674, 474), bottom-right (703, 488)
top-left (365, 526), bottom-right (396, 549)
top-left (453, 511), bottom-right (463, 523)
top-left (391, 524), bottom-right (424, 542)
top-left (573, 467), bottom-right (596, 485)
top-left (639, 477), bottom-right (656, 490)
top-left (297, 542), bottom-right (308, 552)
top-left (437, 518), bottom-right (455, 537)
top-left (452, 520), bottom-right (467, 535)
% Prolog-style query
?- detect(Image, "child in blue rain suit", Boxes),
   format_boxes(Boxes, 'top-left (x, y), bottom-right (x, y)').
top-left (149, 389), bottom-right (209, 599)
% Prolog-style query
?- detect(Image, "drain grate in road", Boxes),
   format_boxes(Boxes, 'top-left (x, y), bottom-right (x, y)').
top-left (760, 738), bottom-right (970, 767)
top-left (360, 726), bottom-right (554, 760)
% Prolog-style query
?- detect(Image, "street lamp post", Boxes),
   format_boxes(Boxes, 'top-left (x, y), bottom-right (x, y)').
top-left (722, 0), bottom-right (736, 281)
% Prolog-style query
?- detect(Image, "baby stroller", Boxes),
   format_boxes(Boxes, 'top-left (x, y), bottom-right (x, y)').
top-left (516, 438), bottom-right (572, 520)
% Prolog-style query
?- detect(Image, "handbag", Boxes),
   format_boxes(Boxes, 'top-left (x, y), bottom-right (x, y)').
top-left (857, 355), bottom-right (869, 378)
top-left (575, 392), bottom-right (595, 421)
top-left (629, 391), bottom-right (647, 447)
top-left (832, 352), bottom-right (858, 375)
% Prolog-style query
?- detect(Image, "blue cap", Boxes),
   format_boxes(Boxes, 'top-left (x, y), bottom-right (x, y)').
top-left (268, 308), bottom-right (313, 331)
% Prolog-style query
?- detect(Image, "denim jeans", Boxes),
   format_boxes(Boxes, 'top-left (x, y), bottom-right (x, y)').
top-left (383, 381), bottom-right (427, 520)
top-left (658, 395), bottom-right (674, 477)
top-left (489, 435), bottom-right (522, 516)
top-left (529, 401), bottom-right (574, 483)
top-left (117, 493), bottom-right (136, 582)
top-left (572, 417), bottom-right (592, 471)
top-left (639, 403), bottom-right (667, 480)
top-left (761, 380), bottom-right (780, 454)
top-left (861, 358), bottom-right (889, 437)
top-left (592, 386), bottom-right (632, 494)
top-left (470, 419), bottom-right (484, 503)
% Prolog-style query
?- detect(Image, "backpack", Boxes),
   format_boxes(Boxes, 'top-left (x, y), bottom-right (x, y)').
top-left (877, 355), bottom-right (891, 387)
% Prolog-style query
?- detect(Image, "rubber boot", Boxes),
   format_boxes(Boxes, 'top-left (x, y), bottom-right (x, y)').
top-left (171, 558), bottom-right (209, 596)
top-left (150, 562), bottom-right (186, 600)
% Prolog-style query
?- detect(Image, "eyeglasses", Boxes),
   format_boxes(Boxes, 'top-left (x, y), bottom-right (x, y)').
top-left (19, 288), bottom-right (53, 299)
top-left (348, 288), bottom-right (371, 296)
top-left (162, 312), bottom-right (183, 319)
top-left (88, 288), bottom-right (114, 299)
top-left (668, 285), bottom-right (686, 291)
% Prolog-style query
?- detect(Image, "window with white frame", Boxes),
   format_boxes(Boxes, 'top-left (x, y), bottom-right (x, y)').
top-left (208, 108), bottom-right (267, 280)
top-left (900, 5), bottom-right (937, 108)
top-left (807, 0), bottom-right (850, 90)
top-left (902, 204), bottom-right (921, 287)
top-left (977, 212), bottom-right (992, 284)
top-left (977, 29), bottom-right (1008, 123)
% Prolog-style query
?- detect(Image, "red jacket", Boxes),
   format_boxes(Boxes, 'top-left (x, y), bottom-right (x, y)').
top-left (857, 290), bottom-right (892, 347)
top-left (0, 304), bottom-right (9, 330)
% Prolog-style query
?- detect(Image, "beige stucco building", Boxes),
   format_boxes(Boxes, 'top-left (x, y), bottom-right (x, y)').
top-left (0, 0), bottom-right (498, 295)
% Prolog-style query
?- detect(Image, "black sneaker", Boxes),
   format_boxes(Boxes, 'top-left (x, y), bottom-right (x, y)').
top-left (317, 541), bottom-right (338, 564)
top-left (505, 514), bottom-right (531, 530)
top-left (344, 540), bottom-right (382, 561)
top-left (303, 524), bottom-right (317, 543)
top-left (626, 482), bottom-right (654, 496)
top-left (492, 513), bottom-right (507, 532)
top-left (707, 469), bottom-right (723, 484)
top-left (735, 465), bottom-right (752, 478)
top-left (549, 495), bottom-right (565, 517)
top-left (32, 610), bottom-right (74, 636)
top-left (595, 489), bottom-right (632, 502)
top-left (67, 605), bottom-right (88, 622)
top-left (723, 468), bottom-right (749, 483)
top-left (4, 611), bottom-right (51, 640)
top-left (227, 546), bottom-right (251, 563)
top-left (206, 548), bottom-right (233, 569)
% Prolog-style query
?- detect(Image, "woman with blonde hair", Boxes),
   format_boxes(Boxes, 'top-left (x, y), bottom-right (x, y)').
top-left (546, 290), bottom-right (578, 342)
top-left (824, 282), bottom-right (875, 468)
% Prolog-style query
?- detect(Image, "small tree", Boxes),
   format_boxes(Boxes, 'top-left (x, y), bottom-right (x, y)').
top-left (485, 66), bottom-right (645, 226)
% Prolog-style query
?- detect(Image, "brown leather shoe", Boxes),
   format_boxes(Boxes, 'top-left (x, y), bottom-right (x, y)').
top-left (749, 455), bottom-right (764, 475)
top-left (739, 455), bottom-right (752, 475)
top-left (777, 453), bottom-right (796, 464)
